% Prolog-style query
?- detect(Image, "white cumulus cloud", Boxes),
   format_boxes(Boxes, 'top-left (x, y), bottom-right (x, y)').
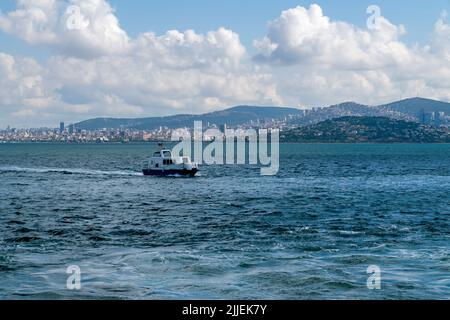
top-left (0, 0), bottom-right (129, 58)
top-left (253, 4), bottom-right (450, 107)
top-left (253, 4), bottom-right (411, 69)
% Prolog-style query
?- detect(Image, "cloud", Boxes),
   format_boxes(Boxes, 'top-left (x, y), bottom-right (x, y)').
top-left (0, 0), bottom-right (129, 58)
top-left (252, 4), bottom-right (450, 107)
top-left (253, 4), bottom-right (411, 69)
top-left (0, 52), bottom-right (49, 108)
top-left (431, 11), bottom-right (450, 61)
top-left (0, 52), bottom-right (67, 126)
top-left (132, 28), bottom-right (246, 70)
top-left (44, 25), bottom-right (280, 117)
top-left (0, 0), bottom-right (59, 45)
top-left (48, 44), bottom-right (280, 116)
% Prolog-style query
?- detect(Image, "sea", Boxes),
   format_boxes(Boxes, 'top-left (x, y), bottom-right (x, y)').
top-left (0, 143), bottom-right (449, 299)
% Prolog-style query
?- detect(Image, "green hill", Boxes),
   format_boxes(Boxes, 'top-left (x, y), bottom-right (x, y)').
top-left (282, 116), bottom-right (450, 143)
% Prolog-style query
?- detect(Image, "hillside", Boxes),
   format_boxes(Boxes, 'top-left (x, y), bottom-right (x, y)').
top-left (75, 106), bottom-right (303, 130)
top-left (282, 117), bottom-right (450, 143)
top-left (73, 97), bottom-right (450, 131)
top-left (380, 97), bottom-right (450, 115)
top-left (287, 98), bottom-right (450, 127)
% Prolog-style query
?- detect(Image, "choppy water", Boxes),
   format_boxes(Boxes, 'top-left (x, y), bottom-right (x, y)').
top-left (0, 143), bottom-right (449, 299)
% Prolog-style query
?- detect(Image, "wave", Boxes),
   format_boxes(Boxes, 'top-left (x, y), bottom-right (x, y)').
top-left (0, 166), bottom-right (142, 177)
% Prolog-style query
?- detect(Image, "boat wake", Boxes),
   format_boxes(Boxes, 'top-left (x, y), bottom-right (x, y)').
top-left (0, 166), bottom-right (142, 177)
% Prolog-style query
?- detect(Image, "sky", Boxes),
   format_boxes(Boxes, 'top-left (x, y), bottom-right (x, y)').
top-left (0, 0), bottom-right (450, 128)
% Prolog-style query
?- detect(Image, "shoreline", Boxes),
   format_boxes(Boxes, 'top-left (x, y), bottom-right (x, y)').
top-left (1, 141), bottom-right (450, 145)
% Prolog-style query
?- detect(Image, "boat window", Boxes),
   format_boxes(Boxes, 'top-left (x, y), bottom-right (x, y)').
top-left (163, 151), bottom-right (171, 158)
top-left (153, 152), bottom-right (160, 157)
top-left (155, 163), bottom-right (159, 168)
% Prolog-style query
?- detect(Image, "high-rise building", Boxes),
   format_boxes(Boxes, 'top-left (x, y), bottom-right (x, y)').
top-left (60, 122), bottom-right (65, 133)
top-left (418, 109), bottom-right (426, 124)
top-left (68, 124), bottom-right (75, 134)
top-left (418, 109), bottom-right (441, 126)
top-left (434, 112), bottom-right (445, 126)
top-left (424, 112), bottom-right (435, 125)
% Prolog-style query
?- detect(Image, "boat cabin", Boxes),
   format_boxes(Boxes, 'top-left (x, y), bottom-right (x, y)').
top-left (147, 150), bottom-right (195, 169)
top-left (142, 148), bottom-right (198, 176)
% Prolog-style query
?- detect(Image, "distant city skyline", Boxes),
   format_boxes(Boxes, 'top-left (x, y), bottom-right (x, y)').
top-left (1, 95), bottom-right (449, 131)
top-left (1, 97), bottom-right (449, 134)
top-left (1, 0), bottom-right (450, 128)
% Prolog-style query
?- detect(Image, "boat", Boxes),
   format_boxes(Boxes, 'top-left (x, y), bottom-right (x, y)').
top-left (142, 147), bottom-right (199, 177)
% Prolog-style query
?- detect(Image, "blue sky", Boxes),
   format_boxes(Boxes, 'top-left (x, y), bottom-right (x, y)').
top-left (1, 0), bottom-right (449, 58)
top-left (111, 0), bottom-right (448, 43)
top-left (0, 0), bottom-right (450, 127)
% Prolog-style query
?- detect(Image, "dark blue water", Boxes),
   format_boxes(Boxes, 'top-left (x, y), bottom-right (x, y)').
top-left (0, 143), bottom-right (449, 299)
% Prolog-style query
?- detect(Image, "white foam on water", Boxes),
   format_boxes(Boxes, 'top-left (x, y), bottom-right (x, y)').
top-left (0, 166), bottom-right (142, 176)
